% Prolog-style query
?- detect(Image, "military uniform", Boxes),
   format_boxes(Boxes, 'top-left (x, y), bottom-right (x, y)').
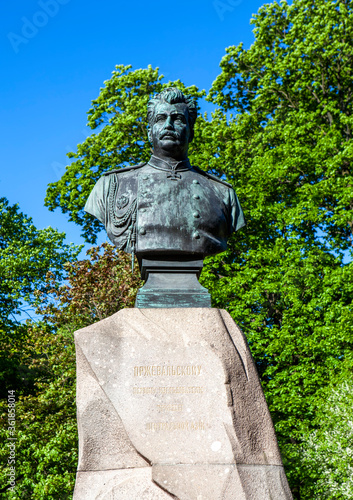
top-left (84, 156), bottom-right (245, 258)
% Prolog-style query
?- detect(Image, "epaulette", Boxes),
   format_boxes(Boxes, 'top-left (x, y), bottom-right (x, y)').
top-left (192, 165), bottom-right (233, 188)
top-left (103, 162), bottom-right (147, 176)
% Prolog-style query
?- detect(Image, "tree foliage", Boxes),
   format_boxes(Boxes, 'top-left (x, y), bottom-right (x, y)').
top-left (201, 0), bottom-right (353, 495)
top-left (0, 244), bottom-right (141, 499)
top-left (0, 197), bottom-right (80, 336)
top-left (0, 197), bottom-right (80, 400)
top-left (302, 375), bottom-right (353, 499)
top-left (0, 324), bottom-right (78, 499)
top-left (0, 198), bottom-right (80, 498)
top-left (38, 243), bottom-right (142, 329)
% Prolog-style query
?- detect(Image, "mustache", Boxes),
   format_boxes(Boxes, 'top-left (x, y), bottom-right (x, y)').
top-left (160, 131), bottom-right (179, 139)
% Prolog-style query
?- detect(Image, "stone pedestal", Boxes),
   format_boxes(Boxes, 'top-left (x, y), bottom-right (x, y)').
top-left (73, 308), bottom-right (292, 499)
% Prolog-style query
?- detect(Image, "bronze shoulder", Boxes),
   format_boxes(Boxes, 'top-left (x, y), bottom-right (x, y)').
top-left (103, 162), bottom-right (147, 176)
top-left (191, 165), bottom-right (233, 188)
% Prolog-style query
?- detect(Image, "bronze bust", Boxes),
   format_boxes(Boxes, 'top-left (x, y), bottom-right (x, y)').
top-left (84, 87), bottom-right (245, 262)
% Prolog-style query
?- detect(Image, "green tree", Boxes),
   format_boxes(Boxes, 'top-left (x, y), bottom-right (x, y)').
top-left (0, 244), bottom-right (141, 499)
top-left (0, 198), bottom-right (80, 498)
top-left (0, 197), bottom-right (81, 399)
top-left (302, 374), bottom-right (353, 499)
top-left (42, 1), bottom-right (353, 496)
top-left (202, 0), bottom-right (353, 496)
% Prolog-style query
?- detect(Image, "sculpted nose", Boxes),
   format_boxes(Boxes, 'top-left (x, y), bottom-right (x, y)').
top-left (164, 116), bottom-right (173, 129)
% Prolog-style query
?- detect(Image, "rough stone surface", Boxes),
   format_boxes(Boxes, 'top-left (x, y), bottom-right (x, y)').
top-left (73, 308), bottom-right (292, 499)
top-left (74, 469), bottom-right (172, 499)
top-left (75, 344), bottom-right (149, 471)
top-left (152, 464), bottom-right (293, 500)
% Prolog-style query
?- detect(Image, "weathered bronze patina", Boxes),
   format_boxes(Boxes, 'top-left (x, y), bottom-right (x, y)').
top-left (84, 88), bottom-right (245, 307)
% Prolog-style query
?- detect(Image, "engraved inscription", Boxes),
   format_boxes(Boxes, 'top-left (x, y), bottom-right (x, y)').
top-left (131, 361), bottom-right (207, 433)
top-left (157, 404), bottom-right (183, 412)
top-left (145, 420), bottom-right (206, 432)
top-left (134, 365), bottom-right (202, 377)
top-left (132, 386), bottom-right (205, 395)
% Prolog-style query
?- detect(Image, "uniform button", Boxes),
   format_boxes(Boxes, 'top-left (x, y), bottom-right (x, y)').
top-left (139, 228), bottom-right (146, 235)
top-left (139, 208), bottom-right (146, 213)
top-left (193, 211), bottom-right (200, 218)
top-left (193, 194), bottom-right (200, 199)
top-left (192, 179), bottom-right (199, 185)
top-left (142, 175), bottom-right (148, 180)
top-left (193, 231), bottom-right (200, 239)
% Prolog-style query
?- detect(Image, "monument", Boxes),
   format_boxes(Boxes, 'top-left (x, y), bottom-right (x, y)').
top-left (73, 88), bottom-right (293, 499)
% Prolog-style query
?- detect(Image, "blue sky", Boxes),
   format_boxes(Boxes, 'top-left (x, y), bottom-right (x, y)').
top-left (1, 0), bottom-right (265, 251)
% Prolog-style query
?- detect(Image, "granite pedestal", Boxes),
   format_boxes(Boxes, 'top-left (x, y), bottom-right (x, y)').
top-left (73, 308), bottom-right (292, 499)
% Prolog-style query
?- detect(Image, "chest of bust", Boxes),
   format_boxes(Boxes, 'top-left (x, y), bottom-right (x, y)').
top-left (135, 169), bottom-right (229, 257)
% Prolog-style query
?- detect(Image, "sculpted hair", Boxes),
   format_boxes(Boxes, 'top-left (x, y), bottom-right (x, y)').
top-left (147, 87), bottom-right (198, 130)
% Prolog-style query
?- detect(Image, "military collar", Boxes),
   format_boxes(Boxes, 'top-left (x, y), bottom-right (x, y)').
top-left (148, 155), bottom-right (192, 172)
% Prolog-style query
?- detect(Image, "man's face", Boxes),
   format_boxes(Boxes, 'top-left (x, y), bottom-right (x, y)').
top-left (149, 102), bottom-right (192, 160)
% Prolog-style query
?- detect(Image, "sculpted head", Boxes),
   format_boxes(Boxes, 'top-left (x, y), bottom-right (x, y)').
top-left (147, 88), bottom-right (198, 161)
